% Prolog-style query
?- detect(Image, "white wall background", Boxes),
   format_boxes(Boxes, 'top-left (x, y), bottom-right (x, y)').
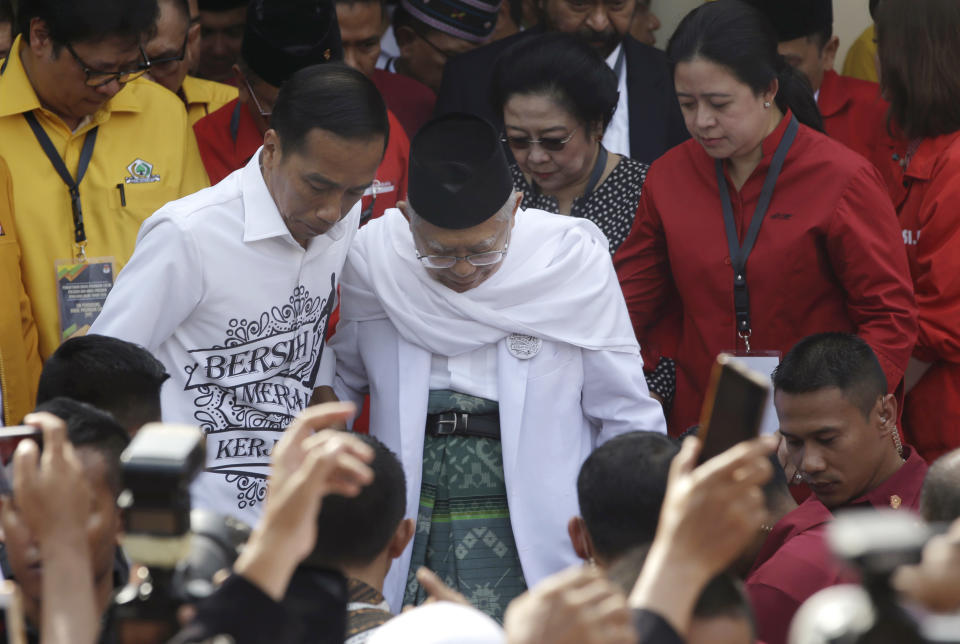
top-left (654, 0), bottom-right (873, 69)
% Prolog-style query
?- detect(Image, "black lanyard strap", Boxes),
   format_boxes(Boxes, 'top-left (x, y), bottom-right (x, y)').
top-left (716, 114), bottom-right (799, 344)
top-left (23, 112), bottom-right (99, 249)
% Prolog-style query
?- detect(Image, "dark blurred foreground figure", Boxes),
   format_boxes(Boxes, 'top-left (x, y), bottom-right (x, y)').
top-left (748, 0), bottom-right (890, 165)
top-left (143, 0), bottom-right (238, 125)
top-left (0, 399), bottom-right (129, 644)
top-left (876, 0), bottom-right (960, 463)
top-left (334, 0), bottom-right (435, 138)
top-left (775, 333), bottom-right (928, 514)
top-left (192, 0), bottom-right (408, 222)
top-left (285, 434), bottom-right (413, 643)
top-left (11, 402), bottom-right (778, 644)
top-left (569, 431), bottom-right (677, 569)
top-left (36, 334), bottom-right (169, 436)
top-left (91, 65), bottom-right (388, 530)
top-left (434, 0), bottom-right (688, 162)
top-left (195, 0), bottom-right (245, 83)
top-left (614, 0), bottom-right (917, 435)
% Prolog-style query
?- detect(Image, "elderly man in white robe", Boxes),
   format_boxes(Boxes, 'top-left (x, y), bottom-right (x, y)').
top-left (330, 113), bottom-right (667, 620)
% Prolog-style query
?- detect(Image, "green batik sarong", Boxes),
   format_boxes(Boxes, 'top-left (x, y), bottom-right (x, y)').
top-left (402, 390), bottom-right (527, 622)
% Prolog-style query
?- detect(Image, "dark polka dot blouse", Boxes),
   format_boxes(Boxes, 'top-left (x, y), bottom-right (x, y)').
top-left (510, 154), bottom-right (650, 256)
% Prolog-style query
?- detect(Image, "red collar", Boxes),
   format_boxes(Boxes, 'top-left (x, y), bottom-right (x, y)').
top-left (845, 447), bottom-right (928, 512)
top-left (903, 131), bottom-right (960, 181)
top-left (817, 70), bottom-right (849, 119)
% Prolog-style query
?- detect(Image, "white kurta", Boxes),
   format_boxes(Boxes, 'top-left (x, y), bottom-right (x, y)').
top-left (91, 150), bottom-right (360, 526)
top-left (330, 207), bottom-right (667, 611)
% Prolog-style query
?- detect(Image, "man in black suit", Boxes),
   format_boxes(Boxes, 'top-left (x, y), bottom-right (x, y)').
top-left (433, 0), bottom-right (689, 164)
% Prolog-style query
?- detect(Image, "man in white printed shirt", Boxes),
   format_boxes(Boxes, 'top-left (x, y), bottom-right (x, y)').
top-left (91, 63), bottom-right (387, 526)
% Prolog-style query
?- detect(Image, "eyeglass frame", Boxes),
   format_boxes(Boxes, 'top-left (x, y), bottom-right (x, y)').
top-left (65, 42), bottom-right (151, 88)
top-left (242, 73), bottom-right (273, 118)
top-left (145, 29), bottom-right (191, 75)
top-left (417, 242), bottom-right (510, 269)
top-left (501, 128), bottom-right (579, 152)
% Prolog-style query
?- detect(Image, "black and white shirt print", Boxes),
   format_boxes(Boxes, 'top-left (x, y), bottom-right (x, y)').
top-left (184, 274), bottom-right (336, 511)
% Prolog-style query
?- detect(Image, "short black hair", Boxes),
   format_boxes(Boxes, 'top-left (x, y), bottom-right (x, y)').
top-left (303, 434), bottom-right (406, 569)
top-left (492, 33), bottom-right (620, 132)
top-left (808, 24), bottom-right (833, 51)
top-left (920, 449), bottom-right (960, 523)
top-left (577, 431), bottom-right (679, 562)
top-left (772, 333), bottom-right (887, 418)
top-left (37, 335), bottom-right (169, 435)
top-left (18, 0), bottom-right (159, 48)
top-left (693, 573), bottom-right (756, 637)
top-left (33, 397), bottom-right (131, 496)
top-left (270, 63), bottom-right (388, 157)
top-left (0, 0), bottom-right (13, 24)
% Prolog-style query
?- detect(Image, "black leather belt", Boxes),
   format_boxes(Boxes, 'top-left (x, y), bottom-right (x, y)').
top-left (425, 412), bottom-right (501, 440)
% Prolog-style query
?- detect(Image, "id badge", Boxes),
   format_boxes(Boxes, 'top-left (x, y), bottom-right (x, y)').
top-left (55, 257), bottom-right (116, 342)
top-left (727, 350), bottom-right (781, 436)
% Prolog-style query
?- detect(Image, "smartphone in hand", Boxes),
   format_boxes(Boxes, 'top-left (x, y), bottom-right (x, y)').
top-left (696, 354), bottom-right (770, 465)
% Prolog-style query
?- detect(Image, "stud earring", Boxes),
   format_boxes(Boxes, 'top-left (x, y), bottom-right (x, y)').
top-left (763, 101), bottom-right (771, 108)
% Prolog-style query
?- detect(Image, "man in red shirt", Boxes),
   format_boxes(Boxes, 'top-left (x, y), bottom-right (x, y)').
top-left (193, 0), bottom-right (408, 222)
top-left (742, 457), bottom-right (848, 644)
top-left (334, 0), bottom-right (435, 139)
top-left (749, 0), bottom-right (889, 164)
top-left (774, 333), bottom-right (928, 515)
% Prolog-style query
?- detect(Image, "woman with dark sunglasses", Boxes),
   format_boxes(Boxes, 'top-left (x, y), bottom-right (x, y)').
top-left (492, 33), bottom-right (645, 256)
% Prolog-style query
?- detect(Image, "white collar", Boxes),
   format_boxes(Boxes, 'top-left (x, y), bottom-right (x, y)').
top-left (605, 44), bottom-right (623, 69)
top-left (240, 148), bottom-right (350, 246)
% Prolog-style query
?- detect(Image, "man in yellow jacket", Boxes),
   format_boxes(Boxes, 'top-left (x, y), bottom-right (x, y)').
top-left (0, 157), bottom-right (42, 426)
top-left (0, 0), bottom-right (209, 361)
top-left (144, 0), bottom-right (238, 126)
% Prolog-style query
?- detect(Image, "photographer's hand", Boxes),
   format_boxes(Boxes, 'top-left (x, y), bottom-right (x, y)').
top-left (629, 435), bottom-right (776, 636)
top-left (894, 517), bottom-right (960, 612)
top-left (14, 412), bottom-right (98, 644)
top-left (234, 403), bottom-right (373, 601)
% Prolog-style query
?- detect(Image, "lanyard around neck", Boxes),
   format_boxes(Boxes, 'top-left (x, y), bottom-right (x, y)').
top-left (23, 111), bottom-right (99, 260)
top-left (715, 114), bottom-right (799, 350)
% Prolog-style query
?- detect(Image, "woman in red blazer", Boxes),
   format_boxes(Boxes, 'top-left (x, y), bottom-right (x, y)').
top-left (614, 0), bottom-right (917, 435)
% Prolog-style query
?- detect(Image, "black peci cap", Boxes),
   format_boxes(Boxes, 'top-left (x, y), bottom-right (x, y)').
top-left (241, 0), bottom-right (344, 88)
top-left (408, 113), bottom-right (514, 230)
top-left (747, 0), bottom-right (833, 42)
top-left (198, 0), bottom-right (247, 11)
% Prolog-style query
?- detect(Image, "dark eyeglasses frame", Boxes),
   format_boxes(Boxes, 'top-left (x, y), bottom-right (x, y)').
top-left (146, 29), bottom-right (191, 75)
top-left (242, 73), bottom-right (273, 118)
top-left (501, 128), bottom-right (579, 152)
top-left (65, 42), bottom-right (151, 88)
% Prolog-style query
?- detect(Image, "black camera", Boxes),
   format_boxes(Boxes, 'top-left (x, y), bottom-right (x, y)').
top-left (789, 509), bottom-right (960, 644)
top-left (112, 424), bottom-right (250, 643)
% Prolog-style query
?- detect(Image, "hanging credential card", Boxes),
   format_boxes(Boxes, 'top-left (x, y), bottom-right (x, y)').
top-left (55, 257), bottom-right (116, 342)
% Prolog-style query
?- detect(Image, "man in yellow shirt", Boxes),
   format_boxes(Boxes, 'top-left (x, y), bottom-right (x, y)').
top-left (144, 0), bottom-right (238, 125)
top-left (0, 0), bottom-right (209, 361)
top-left (0, 156), bottom-right (42, 426)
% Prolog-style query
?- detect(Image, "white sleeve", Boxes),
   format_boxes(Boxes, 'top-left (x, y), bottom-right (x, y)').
top-left (580, 349), bottom-right (668, 444)
top-left (90, 216), bottom-right (203, 351)
top-left (329, 320), bottom-right (368, 413)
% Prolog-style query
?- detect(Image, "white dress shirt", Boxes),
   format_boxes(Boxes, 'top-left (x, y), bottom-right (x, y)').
top-left (428, 345), bottom-right (500, 402)
top-left (602, 44), bottom-right (631, 157)
top-left (92, 150), bottom-right (360, 526)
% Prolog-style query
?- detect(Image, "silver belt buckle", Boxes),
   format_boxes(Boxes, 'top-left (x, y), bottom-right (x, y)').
top-left (435, 412), bottom-right (461, 435)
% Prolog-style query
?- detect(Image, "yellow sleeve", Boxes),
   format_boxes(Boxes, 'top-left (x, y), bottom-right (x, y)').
top-left (842, 26), bottom-right (879, 83)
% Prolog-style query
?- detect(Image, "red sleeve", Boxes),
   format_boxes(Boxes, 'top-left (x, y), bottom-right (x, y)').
top-left (745, 582), bottom-right (800, 644)
top-left (908, 158), bottom-right (960, 364)
top-left (825, 162), bottom-right (918, 390)
top-left (613, 169), bottom-right (676, 364)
